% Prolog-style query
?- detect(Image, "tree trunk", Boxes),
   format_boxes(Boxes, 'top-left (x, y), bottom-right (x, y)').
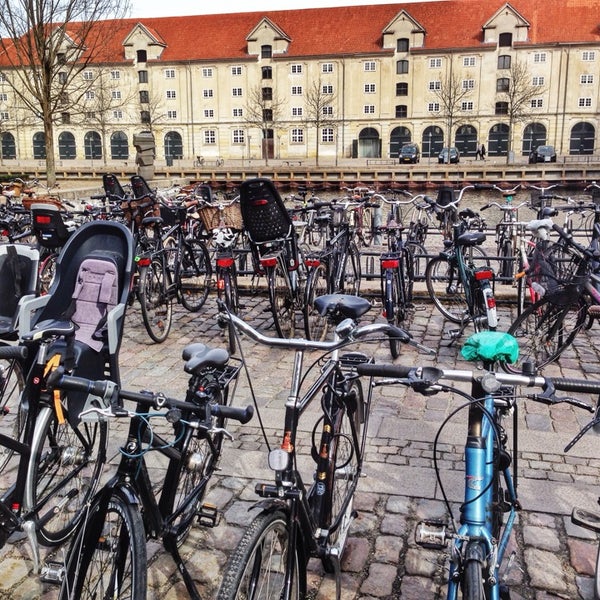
top-left (44, 116), bottom-right (56, 188)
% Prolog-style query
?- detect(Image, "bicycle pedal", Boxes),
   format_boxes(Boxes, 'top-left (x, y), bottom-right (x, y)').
top-left (40, 561), bottom-right (65, 585)
top-left (415, 519), bottom-right (449, 549)
top-left (588, 305), bottom-right (600, 318)
top-left (571, 507), bottom-right (600, 533)
top-left (198, 502), bottom-right (219, 528)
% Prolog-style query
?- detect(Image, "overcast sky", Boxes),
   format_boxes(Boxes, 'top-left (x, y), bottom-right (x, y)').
top-left (128, 0), bottom-right (432, 18)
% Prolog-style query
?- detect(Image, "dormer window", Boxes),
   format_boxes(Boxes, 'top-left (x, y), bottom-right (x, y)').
top-left (137, 50), bottom-right (147, 63)
top-left (397, 38), bottom-right (409, 52)
top-left (499, 32), bottom-right (513, 47)
top-left (261, 45), bottom-right (272, 59)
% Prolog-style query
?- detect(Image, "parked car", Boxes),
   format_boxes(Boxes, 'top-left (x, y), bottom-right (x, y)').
top-left (438, 147), bottom-right (460, 164)
top-left (399, 143), bottom-right (420, 164)
top-left (529, 145), bottom-right (557, 163)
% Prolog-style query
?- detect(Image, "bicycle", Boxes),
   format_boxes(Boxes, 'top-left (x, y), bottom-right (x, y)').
top-left (357, 329), bottom-right (600, 600)
top-left (216, 294), bottom-right (434, 600)
top-left (49, 342), bottom-right (254, 599)
top-left (341, 186), bottom-right (379, 247)
top-left (425, 195), bottom-right (497, 341)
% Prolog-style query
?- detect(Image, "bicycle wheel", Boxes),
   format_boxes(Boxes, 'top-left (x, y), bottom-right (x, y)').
top-left (500, 239), bottom-right (513, 282)
top-left (505, 293), bottom-right (587, 373)
top-left (406, 241), bottom-right (427, 279)
top-left (461, 555), bottom-right (485, 600)
top-left (161, 372), bottom-right (226, 546)
top-left (0, 353), bottom-right (25, 472)
top-left (339, 242), bottom-right (361, 295)
top-left (139, 257), bottom-right (173, 343)
top-left (38, 252), bottom-right (58, 294)
top-left (268, 261), bottom-right (295, 338)
top-left (359, 207), bottom-right (373, 247)
top-left (25, 404), bottom-right (108, 546)
top-left (319, 378), bottom-right (364, 573)
top-left (59, 490), bottom-right (146, 600)
top-left (425, 255), bottom-right (469, 324)
top-left (217, 262), bottom-right (240, 354)
top-left (217, 510), bottom-right (306, 600)
top-left (384, 268), bottom-right (404, 359)
top-left (178, 239), bottom-right (212, 312)
top-left (303, 263), bottom-right (330, 341)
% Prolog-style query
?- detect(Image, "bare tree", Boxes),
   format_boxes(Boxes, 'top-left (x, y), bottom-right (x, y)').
top-left (432, 70), bottom-right (472, 162)
top-left (244, 84), bottom-right (285, 166)
top-left (0, 0), bottom-right (131, 186)
top-left (302, 77), bottom-right (340, 166)
top-left (496, 57), bottom-right (543, 162)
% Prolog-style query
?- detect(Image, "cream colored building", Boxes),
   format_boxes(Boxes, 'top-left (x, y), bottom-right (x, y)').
top-left (1, 0), bottom-right (598, 165)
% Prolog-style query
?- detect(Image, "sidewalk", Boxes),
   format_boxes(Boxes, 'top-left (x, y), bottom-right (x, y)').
top-left (8, 291), bottom-right (600, 600)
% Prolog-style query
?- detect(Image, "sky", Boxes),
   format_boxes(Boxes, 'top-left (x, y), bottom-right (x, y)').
top-left (128, 0), bottom-right (430, 18)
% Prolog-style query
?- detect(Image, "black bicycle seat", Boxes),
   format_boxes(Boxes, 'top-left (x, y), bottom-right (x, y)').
top-left (182, 343), bottom-right (229, 375)
top-left (457, 232), bottom-right (486, 246)
top-left (314, 294), bottom-right (371, 321)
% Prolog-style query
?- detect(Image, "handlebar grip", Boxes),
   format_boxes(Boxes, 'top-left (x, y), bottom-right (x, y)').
top-left (47, 371), bottom-right (109, 396)
top-left (474, 184), bottom-right (493, 190)
top-left (480, 204), bottom-right (490, 211)
top-left (89, 194), bottom-right (106, 200)
top-left (213, 404), bottom-right (254, 424)
top-left (552, 378), bottom-right (600, 394)
top-left (356, 363), bottom-right (413, 378)
top-left (0, 345), bottom-right (28, 360)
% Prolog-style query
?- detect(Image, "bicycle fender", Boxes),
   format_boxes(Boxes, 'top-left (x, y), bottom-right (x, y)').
top-left (252, 498), bottom-right (290, 514)
top-left (465, 540), bottom-right (486, 563)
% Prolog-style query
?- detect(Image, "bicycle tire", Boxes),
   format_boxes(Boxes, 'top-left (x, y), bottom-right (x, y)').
top-left (178, 239), bottom-right (212, 312)
top-left (505, 293), bottom-right (587, 373)
top-left (339, 242), bottom-right (361, 295)
top-left (268, 260), bottom-right (295, 338)
top-left (406, 241), bottom-right (427, 279)
top-left (359, 206), bottom-right (373, 247)
top-left (500, 239), bottom-right (513, 281)
top-left (217, 510), bottom-right (306, 600)
top-left (385, 268), bottom-right (403, 359)
top-left (59, 490), bottom-right (146, 600)
top-left (25, 404), bottom-right (108, 546)
top-left (38, 252), bottom-right (58, 295)
top-left (461, 556), bottom-right (485, 600)
top-left (161, 371), bottom-right (226, 546)
top-left (0, 353), bottom-right (25, 473)
top-left (139, 257), bottom-right (173, 343)
top-left (425, 255), bottom-right (469, 324)
top-left (217, 263), bottom-right (240, 355)
top-left (321, 378), bottom-right (364, 573)
top-left (303, 263), bottom-right (330, 341)
top-left (595, 543), bottom-right (600, 600)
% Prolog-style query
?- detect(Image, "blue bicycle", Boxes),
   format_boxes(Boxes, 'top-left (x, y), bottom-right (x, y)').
top-left (358, 331), bottom-right (600, 599)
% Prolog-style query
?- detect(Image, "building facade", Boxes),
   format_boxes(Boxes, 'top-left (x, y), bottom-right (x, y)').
top-left (0, 0), bottom-right (599, 165)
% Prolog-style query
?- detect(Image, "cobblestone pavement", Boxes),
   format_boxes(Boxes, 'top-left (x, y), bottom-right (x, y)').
top-left (4, 280), bottom-right (600, 599)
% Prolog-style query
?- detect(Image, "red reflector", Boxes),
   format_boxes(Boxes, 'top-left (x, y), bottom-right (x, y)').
top-left (251, 199), bottom-right (269, 206)
top-left (217, 257), bottom-right (235, 268)
top-left (0, 230), bottom-right (9, 237)
top-left (35, 215), bottom-right (52, 224)
top-left (136, 257), bottom-right (151, 267)
top-left (305, 258), bottom-right (321, 268)
top-left (381, 259), bottom-right (399, 269)
top-left (260, 257), bottom-right (278, 267)
top-left (474, 269), bottom-right (493, 280)
top-left (217, 279), bottom-right (225, 290)
top-left (487, 297), bottom-right (497, 309)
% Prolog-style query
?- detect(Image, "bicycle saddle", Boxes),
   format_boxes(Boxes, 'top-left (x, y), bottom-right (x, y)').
top-left (457, 231), bottom-right (486, 246)
top-left (182, 342), bottom-right (229, 375)
top-left (314, 294), bottom-right (371, 321)
top-left (461, 331), bottom-right (519, 365)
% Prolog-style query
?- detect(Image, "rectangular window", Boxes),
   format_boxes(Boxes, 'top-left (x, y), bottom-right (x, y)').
top-left (532, 76), bottom-right (545, 86)
top-left (0, 74), bottom-right (6, 83)
top-left (582, 51), bottom-right (596, 61)
top-left (112, 90), bottom-right (121, 100)
top-left (363, 105), bottom-right (375, 114)
top-left (139, 90), bottom-right (149, 103)
top-left (428, 102), bottom-right (440, 112)
top-left (58, 72), bottom-right (67, 84)
top-left (232, 88), bottom-right (243, 97)
top-left (581, 74), bottom-right (594, 84)
top-left (165, 68), bottom-right (175, 78)
top-left (397, 60), bottom-right (409, 74)
top-left (110, 70), bottom-right (121, 79)
top-left (429, 57), bottom-right (442, 68)
top-left (0, 111), bottom-right (9, 120)
top-left (202, 67), bottom-right (213, 77)
top-left (461, 101), bottom-right (474, 111)
top-left (204, 109), bottom-right (214, 118)
top-left (364, 61), bottom-right (376, 72)
top-left (322, 62), bottom-right (333, 73)
top-left (530, 98), bottom-right (543, 108)
top-left (291, 107), bottom-right (303, 117)
top-left (463, 56), bottom-right (476, 67)
top-left (364, 83), bottom-right (376, 93)
top-left (533, 52), bottom-right (547, 63)
top-left (141, 111), bottom-right (150, 123)
top-left (84, 91), bottom-right (95, 100)
top-left (498, 55), bottom-right (511, 69)
top-left (167, 110), bottom-right (177, 119)
top-left (322, 105), bottom-right (333, 116)
top-left (85, 111), bottom-right (95, 119)
top-left (462, 79), bottom-right (475, 90)
top-left (291, 86), bottom-right (303, 95)
top-left (232, 129), bottom-right (245, 144)
top-left (579, 97), bottom-right (592, 107)
top-left (204, 130), bottom-right (216, 144)
top-left (322, 128), bottom-right (334, 143)
top-left (428, 80), bottom-right (441, 91)
top-left (203, 89), bottom-right (214, 98)
top-left (291, 128), bottom-right (304, 143)
top-left (83, 70), bottom-right (94, 80)
top-left (231, 66), bottom-right (242, 76)
top-left (112, 110), bottom-right (122, 119)
top-left (138, 70), bottom-right (148, 84)
top-left (322, 84), bottom-right (333, 94)
top-left (166, 89), bottom-right (176, 99)
top-left (233, 108), bottom-right (243, 117)
top-left (291, 64), bottom-right (303, 74)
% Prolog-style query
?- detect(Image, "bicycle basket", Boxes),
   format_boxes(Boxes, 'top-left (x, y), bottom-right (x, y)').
top-left (198, 202), bottom-right (243, 232)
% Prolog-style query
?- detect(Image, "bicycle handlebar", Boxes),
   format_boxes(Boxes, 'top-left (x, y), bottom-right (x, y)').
top-left (0, 345), bottom-right (28, 360)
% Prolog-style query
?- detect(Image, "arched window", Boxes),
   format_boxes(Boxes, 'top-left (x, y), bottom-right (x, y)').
top-left (33, 132), bottom-right (46, 159)
top-left (1, 132), bottom-right (16, 159)
top-left (522, 123), bottom-right (547, 155)
top-left (488, 123), bottom-right (509, 156)
top-left (569, 122), bottom-right (595, 154)
top-left (58, 131), bottom-right (76, 159)
top-left (455, 125), bottom-right (478, 157)
top-left (496, 78), bottom-right (510, 92)
top-left (84, 131), bottom-right (102, 160)
top-left (497, 55), bottom-right (511, 69)
top-left (389, 126), bottom-right (411, 157)
top-left (111, 131), bottom-right (129, 159)
top-left (261, 45), bottom-right (272, 59)
top-left (261, 66), bottom-right (272, 79)
top-left (356, 127), bottom-right (380, 158)
top-left (164, 131), bottom-right (183, 159)
top-left (422, 125), bottom-right (444, 157)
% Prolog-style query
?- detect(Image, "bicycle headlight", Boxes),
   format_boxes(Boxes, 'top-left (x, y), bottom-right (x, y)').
top-left (268, 449), bottom-right (289, 472)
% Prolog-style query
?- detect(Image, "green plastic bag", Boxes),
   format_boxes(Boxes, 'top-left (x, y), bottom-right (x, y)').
top-left (461, 332), bottom-right (519, 364)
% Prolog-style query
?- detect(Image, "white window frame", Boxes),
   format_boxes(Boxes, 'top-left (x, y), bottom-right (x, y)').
top-left (322, 105), bottom-right (333, 116)
top-left (204, 130), bottom-right (216, 144)
top-left (291, 107), bottom-right (303, 117)
top-left (84, 91), bottom-right (95, 100)
top-left (166, 89), bottom-right (176, 99)
top-left (364, 61), bottom-right (376, 72)
top-left (167, 110), bottom-right (177, 119)
top-left (112, 110), bottom-right (123, 119)
top-left (532, 76), bottom-right (545, 86)
top-left (582, 51), bottom-right (596, 61)
top-left (233, 108), bottom-right (243, 117)
top-left (204, 109), bottom-right (214, 118)
top-left (461, 101), bottom-right (474, 111)
top-left (322, 128), bottom-right (334, 143)
top-left (428, 80), bottom-right (441, 91)
top-left (428, 102), bottom-right (440, 112)
top-left (203, 89), bottom-right (214, 98)
top-left (165, 68), bottom-right (176, 78)
top-left (462, 79), bottom-right (475, 90)
top-left (83, 70), bottom-right (94, 80)
top-left (429, 57), bottom-right (442, 68)
top-left (363, 105), bottom-right (375, 114)
top-left (364, 83), bottom-right (376, 93)
top-left (463, 56), bottom-right (476, 67)
top-left (232, 129), bottom-right (245, 144)
top-left (290, 128), bottom-right (304, 143)
top-left (579, 97), bottom-right (593, 107)
top-left (322, 62), bottom-right (334, 73)
top-left (112, 90), bottom-right (122, 100)
top-left (291, 86), bottom-right (303, 96)
top-left (110, 70), bottom-right (121, 80)
top-left (231, 66), bottom-right (242, 76)
top-left (533, 52), bottom-right (547, 63)
top-left (322, 84), bottom-right (333, 94)
top-left (202, 67), bottom-right (213, 77)
top-left (581, 74), bottom-right (594, 84)
top-left (232, 88), bottom-right (243, 97)
top-left (291, 64), bottom-right (303, 74)
top-left (530, 98), bottom-right (543, 108)
top-left (0, 111), bottom-right (9, 120)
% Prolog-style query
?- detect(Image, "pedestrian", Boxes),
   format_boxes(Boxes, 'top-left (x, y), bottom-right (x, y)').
top-left (480, 143), bottom-right (486, 160)
top-left (475, 143), bottom-right (481, 160)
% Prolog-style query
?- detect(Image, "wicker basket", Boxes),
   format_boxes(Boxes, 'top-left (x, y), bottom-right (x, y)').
top-left (198, 202), bottom-right (243, 231)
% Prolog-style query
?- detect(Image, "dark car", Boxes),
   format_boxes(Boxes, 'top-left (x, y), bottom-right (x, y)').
top-left (529, 145), bottom-right (557, 164)
top-left (438, 147), bottom-right (460, 164)
top-left (399, 143), bottom-right (420, 164)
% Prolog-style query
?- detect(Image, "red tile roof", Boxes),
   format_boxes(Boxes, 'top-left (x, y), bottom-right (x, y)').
top-left (2, 0), bottom-right (600, 66)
